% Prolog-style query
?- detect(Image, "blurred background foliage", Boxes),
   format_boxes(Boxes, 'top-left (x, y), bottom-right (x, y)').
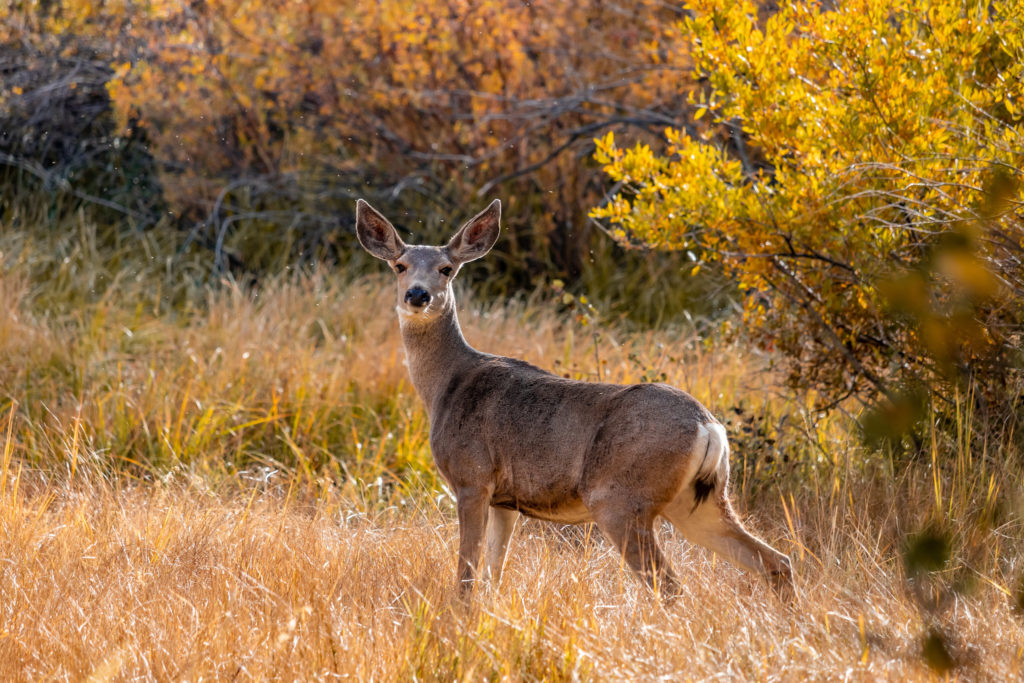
top-left (1, 0), bottom-right (732, 325)
top-left (1, 0), bottom-right (1022, 455)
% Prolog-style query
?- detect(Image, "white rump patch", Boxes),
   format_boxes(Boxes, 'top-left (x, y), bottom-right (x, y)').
top-left (685, 422), bottom-right (730, 486)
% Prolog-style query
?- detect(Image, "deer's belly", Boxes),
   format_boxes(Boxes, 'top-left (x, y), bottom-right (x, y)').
top-left (491, 494), bottom-right (593, 524)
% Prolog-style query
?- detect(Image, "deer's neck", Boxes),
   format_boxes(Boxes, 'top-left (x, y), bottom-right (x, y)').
top-left (399, 299), bottom-right (478, 416)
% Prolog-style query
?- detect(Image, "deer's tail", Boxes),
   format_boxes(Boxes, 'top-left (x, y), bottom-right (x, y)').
top-left (690, 422), bottom-right (730, 509)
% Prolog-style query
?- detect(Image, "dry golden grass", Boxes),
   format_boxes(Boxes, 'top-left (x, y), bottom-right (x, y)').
top-left (1, 467), bottom-right (1022, 680)
top-left (1, 221), bottom-right (1022, 680)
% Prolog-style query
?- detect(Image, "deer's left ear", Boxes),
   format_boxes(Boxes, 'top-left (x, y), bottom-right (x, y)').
top-left (447, 199), bottom-right (500, 264)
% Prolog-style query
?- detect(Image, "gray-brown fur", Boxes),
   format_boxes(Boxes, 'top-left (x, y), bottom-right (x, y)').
top-left (355, 198), bottom-right (795, 600)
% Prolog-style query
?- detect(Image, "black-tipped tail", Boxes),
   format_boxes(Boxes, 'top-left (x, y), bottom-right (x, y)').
top-left (691, 473), bottom-right (716, 511)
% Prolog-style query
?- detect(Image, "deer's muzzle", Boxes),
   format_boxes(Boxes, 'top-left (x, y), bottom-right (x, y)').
top-left (404, 287), bottom-right (431, 308)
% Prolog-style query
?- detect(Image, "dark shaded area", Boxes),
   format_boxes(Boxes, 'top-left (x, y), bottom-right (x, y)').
top-left (0, 38), bottom-right (164, 227)
top-left (920, 629), bottom-right (956, 674)
top-left (903, 527), bottom-right (951, 578)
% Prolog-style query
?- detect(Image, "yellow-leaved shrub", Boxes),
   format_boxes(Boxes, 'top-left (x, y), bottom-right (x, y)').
top-left (592, 0), bottom-right (1024, 437)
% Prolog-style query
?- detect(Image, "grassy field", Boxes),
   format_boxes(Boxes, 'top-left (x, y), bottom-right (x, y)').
top-left (1, 220), bottom-right (1022, 680)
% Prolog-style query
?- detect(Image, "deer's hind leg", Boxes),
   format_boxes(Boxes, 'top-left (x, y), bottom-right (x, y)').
top-left (664, 490), bottom-right (794, 598)
top-left (588, 499), bottom-right (680, 598)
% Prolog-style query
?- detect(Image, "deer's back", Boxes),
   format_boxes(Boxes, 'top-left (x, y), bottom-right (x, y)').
top-left (429, 355), bottom-right (716, 522)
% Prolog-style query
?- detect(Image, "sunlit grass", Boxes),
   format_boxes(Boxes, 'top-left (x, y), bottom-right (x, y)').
top-left (1, 462), bottom-right (1021, 679)
top-left (1, 220), bottom-right (1022, 679)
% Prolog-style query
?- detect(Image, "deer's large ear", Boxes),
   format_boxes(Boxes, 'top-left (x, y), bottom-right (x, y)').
top-left (356, 199), bottom-right (406, 260)
top-left (447, 199), bottom-right (500, 264)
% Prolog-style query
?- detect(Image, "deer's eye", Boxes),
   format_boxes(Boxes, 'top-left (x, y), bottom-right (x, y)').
top-left (439, 266), bottom-right (453, 277)
top-left (394, 263), bottom-right (407, 274)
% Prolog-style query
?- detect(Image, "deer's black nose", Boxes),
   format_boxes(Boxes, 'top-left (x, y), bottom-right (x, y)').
top-left (404, 287), bottom-right (431, 308)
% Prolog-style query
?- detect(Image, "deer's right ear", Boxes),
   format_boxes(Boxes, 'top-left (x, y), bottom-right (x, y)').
top-left (356, 199), bottom-right (406, 260)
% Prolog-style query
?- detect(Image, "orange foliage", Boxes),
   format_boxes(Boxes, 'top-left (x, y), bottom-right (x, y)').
top-left (7, 0), bottom-right (694, 274)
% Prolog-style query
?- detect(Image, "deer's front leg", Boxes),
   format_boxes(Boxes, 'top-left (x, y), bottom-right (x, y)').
top-left (455, 487), bottom-right (491, 594)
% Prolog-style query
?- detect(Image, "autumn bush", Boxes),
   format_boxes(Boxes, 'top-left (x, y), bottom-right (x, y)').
top-left (1, 0), bottom-right (731, 323)
top-left (592, 0), bottom-right (1024, 447)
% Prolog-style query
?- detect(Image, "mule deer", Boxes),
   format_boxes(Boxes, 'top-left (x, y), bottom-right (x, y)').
top-left (355, 198), bottom-right (794, 599)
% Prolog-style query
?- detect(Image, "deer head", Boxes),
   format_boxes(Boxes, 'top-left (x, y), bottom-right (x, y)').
top-left (355, 199), bottom-right (501, 324)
